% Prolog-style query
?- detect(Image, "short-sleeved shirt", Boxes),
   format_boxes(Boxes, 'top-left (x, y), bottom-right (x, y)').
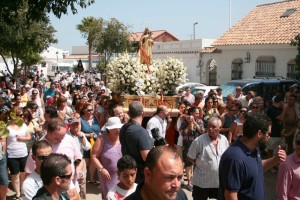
top-left (120, 121), bottom-right (152, 183)
top-left (80, 116), bottom-right (101, 135)
top-left (187, 133), bottom-right (229, 188)
top-left (219, 139), bottom-right (265, 200)
top-left (266, 105), bottom-right (283, 137)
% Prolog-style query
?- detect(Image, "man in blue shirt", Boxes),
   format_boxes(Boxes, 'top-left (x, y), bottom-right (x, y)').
top-left (44, 82), bottom-right (56, 101)
top-left (219, 113), bottom-right (286, 200)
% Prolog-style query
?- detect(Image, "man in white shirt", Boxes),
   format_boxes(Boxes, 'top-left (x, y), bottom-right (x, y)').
top-left (187, 117), bottom-right (229, 199)
top-left (146, 105), bottom-right (171, 139)
top-left (67, 116), bottom-right (91, 200)
top-left (22, 140), bottom-right (52, 200)
top-left (238, 91), bottom-right (255, 108)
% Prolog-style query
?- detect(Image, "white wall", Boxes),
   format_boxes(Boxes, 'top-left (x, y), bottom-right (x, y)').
top-left (153, 39), bottom-right (215, 83)
top-left (201, 44), bottom-right (297, 85)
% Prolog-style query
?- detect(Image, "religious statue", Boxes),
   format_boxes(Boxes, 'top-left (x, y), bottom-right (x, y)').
top-left (138, 28), bottom-right (154, 67)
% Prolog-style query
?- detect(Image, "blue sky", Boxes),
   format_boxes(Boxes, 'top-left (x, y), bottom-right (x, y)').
top-left (50, 0), bottom-right (276, 51)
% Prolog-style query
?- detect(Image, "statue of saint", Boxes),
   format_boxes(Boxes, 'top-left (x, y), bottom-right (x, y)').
top-left (138, 28), bottom-right (154, 66)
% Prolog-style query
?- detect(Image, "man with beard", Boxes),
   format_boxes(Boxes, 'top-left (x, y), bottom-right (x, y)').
top-left (219, 113), bottom-right (286, 200)
top-left (126, 146), bottom-right (188, 200)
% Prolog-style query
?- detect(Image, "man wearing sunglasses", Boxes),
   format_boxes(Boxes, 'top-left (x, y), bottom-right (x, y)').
top-left (33, 153), bottom-right (73, 200)
top-left (22, 141), bottom-right (52, 200)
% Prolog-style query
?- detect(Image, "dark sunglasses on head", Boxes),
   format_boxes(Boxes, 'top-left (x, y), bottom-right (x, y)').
top-left (296, 140), bottom-right (300, 145)
top-left (58, 172), bottom-right (72, 180)
top-left (36, 155), bottom-right (49, 161)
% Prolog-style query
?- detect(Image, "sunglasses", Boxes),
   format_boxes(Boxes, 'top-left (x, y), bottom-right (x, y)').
top-left (32, 93), bottom-right (38, 95)
top-left (87, 109), bottom-right (93, 112)
top-left (296, 140), bottom-right (300, 145)
top-left (36, 155), bottom-right (49, 161)
top-left (58, 172), bottom-right (73, 180)
top-left (251, 106), bottom-right (258, 109)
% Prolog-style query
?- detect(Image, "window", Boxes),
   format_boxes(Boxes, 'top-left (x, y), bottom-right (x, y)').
top-left (287, 59), bottom-right (299, 79)
top-left (281, 8), bottom-right (296, 18)
top-left (231, 58), bottom-right (243, 80)
top-left (255, 56), bottom-right (275, 77)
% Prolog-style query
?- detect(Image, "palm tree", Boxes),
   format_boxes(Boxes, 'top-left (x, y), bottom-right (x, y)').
top-left (76, 17), bottom-right (103, 69)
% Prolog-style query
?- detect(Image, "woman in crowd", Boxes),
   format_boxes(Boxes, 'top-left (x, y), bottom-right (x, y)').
top-left (72, 94), bottom-right (81, 111)
top-left (56, 96), bottom-right (73, 120)
top-left (203, 96), bottom-right (219, 128)
top-left (113, 105), bottom-right (129, 124)
top-left (220, 105), bottom-right (238, 140)
top-left (96, 96), bottom-right (110, 127)
top-left (91, 117), bottom-right (123, 200)
top-left (26, 101), bottom-right (45, 128)
top-left (80, 102), bottom-right (101, 185)
top-left (180, 107), bottom-right (205, 191)
top-left (249, 102), bottom-right (260, 113)
top-left (20, 86), bottom-right (29, 108)
top-left (6, 107), bottom-right (31, 199)
top-left (228, 107), bottom-right (247, 144)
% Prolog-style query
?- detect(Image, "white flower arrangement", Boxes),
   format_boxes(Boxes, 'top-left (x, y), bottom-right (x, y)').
top-left (107, 54), bottom-right (187, 96)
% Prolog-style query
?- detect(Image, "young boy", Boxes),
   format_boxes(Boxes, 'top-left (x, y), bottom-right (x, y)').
top-left (107, 156), bottom-right (138, 200)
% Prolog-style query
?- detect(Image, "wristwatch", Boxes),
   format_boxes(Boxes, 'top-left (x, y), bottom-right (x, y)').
top-left (99, 167), bottom-right (104, 172)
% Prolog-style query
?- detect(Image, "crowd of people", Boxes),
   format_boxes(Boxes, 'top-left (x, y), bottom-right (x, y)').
top-left (0, 69), bottom-right (299, 200)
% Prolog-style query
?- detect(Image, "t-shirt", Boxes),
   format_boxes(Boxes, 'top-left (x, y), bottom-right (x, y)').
top-left (219, 139), bottom-right (265, 200)
top-left (7, 124), bottom-right (28, 158)
top-left (120, 121), bottom-right (152, 183)
top-left (107, 183), bottom-right (137, 200)
top-left (266, 105), bottom-right (283, 137)
top-left (22, 171), bottom-right (43, 200)
top-left (125, 182), bottom-right (188, 200)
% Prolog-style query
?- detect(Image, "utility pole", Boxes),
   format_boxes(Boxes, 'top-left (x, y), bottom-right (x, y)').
top-left (193, 22), bottom-right (198, 40)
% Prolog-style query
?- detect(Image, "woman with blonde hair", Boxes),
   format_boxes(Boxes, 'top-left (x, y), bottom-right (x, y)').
top-left (113, 105), bottom-right (129, 124)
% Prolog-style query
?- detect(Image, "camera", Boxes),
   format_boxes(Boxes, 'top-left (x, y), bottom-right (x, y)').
top-left (151, 128), bottom-right (167, 147)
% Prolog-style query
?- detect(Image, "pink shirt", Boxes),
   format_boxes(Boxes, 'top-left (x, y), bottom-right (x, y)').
top-left (277, 152), bottom-right (300, 200)
top-left (25, 134), bottom-right (82, 175)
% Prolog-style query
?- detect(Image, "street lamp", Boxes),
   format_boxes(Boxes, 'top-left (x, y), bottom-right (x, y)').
top-left (193, 22), bottom-right (198, 40)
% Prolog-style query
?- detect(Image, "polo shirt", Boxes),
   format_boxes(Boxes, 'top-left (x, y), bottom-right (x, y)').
top-left (33, 187), bottom-right (69, 200)
top-left (219, 139), bottom-right (265, 200)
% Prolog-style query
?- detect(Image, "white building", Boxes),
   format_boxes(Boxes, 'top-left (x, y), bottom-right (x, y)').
top-left (153, 39), bottom-right (215, 83)
top-left (201, 0), bottom-right (300, 85)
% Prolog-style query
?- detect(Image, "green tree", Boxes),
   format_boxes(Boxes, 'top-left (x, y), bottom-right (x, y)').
top-left (0, 0), bottom-right (95, 19)
top-left (94, 18), bottom-right (132, 78)
top-left (77, 17), bottom-right (104, 69)
top-left (0, 0), bottom-right (57, 77)
top-left (291, 33), bottom-right (300, 79)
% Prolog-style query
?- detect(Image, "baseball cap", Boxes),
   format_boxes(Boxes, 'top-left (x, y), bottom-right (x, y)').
top-left (69, 117), bottom-right (81, 124)
top-left (101, 117), bottom-right (123, 131)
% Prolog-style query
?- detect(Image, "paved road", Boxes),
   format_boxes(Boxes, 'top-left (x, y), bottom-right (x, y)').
top-left (6, 171), bottom-right (277, 199)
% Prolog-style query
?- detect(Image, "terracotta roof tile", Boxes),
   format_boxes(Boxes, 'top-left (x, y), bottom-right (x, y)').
top-left (213, 0), bottom-right (300, 46)
top-left (130, 30), bottom-right (179, 42)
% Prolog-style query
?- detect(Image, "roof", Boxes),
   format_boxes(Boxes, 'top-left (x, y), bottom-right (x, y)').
top-left (130, 30), bottom-right (179, 42)
top-left (213, 0), bottom-right (300, 46)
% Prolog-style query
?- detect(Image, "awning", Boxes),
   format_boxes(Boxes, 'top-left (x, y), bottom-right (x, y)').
top-left (256, 56), bottom-right (275, 62)
top-left (287, 59), bottom-right (295, 65)
top-left (232, 58), bottom-right (243, 64)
